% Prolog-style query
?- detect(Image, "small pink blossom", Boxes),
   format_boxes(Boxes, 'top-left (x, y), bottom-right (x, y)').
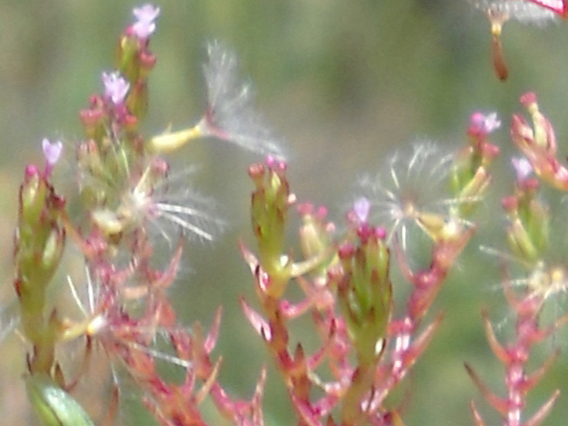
top-left (470, 111), bottom-right (501, 135)
top-left (102, 71), bottom-right (130, 105)
top-left (353, 197), bottom-right (371, 223)
top-left (42, 138), bottom-right (63, 172)
top-left (132, 4), bottom-right (160, 39)
top-left (511, 157), bottom-right (533, 181)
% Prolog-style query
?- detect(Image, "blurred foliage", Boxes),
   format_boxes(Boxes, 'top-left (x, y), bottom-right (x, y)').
top-left (2, 0), bottom-right (568, 425)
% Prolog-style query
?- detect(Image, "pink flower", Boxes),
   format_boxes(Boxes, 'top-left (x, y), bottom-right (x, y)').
top-left (470, 111), bottom-right (501, 135)
top-left (102, 71), bottom-right (130, 105)
top-left (132, 4), bottom-right (160, 39)
top-left (353, 197), bottom-right (371, 223)
top-left (511, 156), bottom-right (533, 181)
top-left (42, 138), bottom-right (63, 173)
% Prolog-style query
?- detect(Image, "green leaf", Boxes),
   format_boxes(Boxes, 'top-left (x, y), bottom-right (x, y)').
top-left (26, 374), bottom-right (95, 426)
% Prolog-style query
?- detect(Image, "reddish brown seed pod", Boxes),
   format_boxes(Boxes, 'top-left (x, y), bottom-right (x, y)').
top-left (491, 31), bottom-right (508, 81)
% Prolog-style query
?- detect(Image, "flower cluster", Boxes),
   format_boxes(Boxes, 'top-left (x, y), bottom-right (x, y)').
top-left (8, 2), bottom-right (568, 426)
top-left (237, 112), bottom-right (497, 425)
top-left (465, 93), bottom-right (568, 426)
top-left (12, 5), bottom-right (280, 426)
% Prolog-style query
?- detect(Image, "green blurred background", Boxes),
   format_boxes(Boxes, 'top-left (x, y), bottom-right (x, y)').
top-left (2, 0), bottom-right (568, 425)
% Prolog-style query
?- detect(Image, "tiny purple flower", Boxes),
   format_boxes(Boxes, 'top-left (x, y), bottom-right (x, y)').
top-left (511, 157), bottom-right (533, 181)
top-left (470, 111), bottom-right (501, 135)
top-left (102, 71), bottom-right (130, 105)
top-left (483, 112), bottom-right (501, 133)
top-left (132, 4), bottom-right (160, 39)
top-left (42, 138), bottom-right (63, 169)
top-left (353, 197), bottom-right (371, 223)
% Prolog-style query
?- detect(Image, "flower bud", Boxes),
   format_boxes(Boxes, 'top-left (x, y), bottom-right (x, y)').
top-left (247, 158), bottom-right (294, 298)
top-left (42, 228), bottom-right (65, 271)
top-left (20, 166), bottom-right (43, 225)
top-left (139, 50), bottom-right (156, 79)
top-left (503, 178), bottom-right (549, 264)
top-left (76, 140), bottom-right (107, 207)
top-left (116, 34), bottom-right (141, 83)
top-left (251, 159), bottom-right (289, 257)
top-left (450, 113), bottom-right (500, 218)
top-left (126, 79), bottom-right (148, 120)
top-left (91, 208), bottom-right (124, 237)
top-left (79, 107), bottom-right (104, 134)
top-left (521, 92), bottom-right (556, 154)
top-left (15, 167), bottom-right (66, 345)
top-left (510, 94), bottom-right (568, 190)
top-left (17, 170), bottom-right (66, 278)
top-left (298, 204), bottom-right (333, 262)
top-left (337, 229), bottom-right (392, 366)
top-left (506, 216), bottom-right (540, 263)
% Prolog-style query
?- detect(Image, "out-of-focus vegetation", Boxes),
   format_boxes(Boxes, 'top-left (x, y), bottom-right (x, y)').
top-left (2, 1), bottom-right (568, 425)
